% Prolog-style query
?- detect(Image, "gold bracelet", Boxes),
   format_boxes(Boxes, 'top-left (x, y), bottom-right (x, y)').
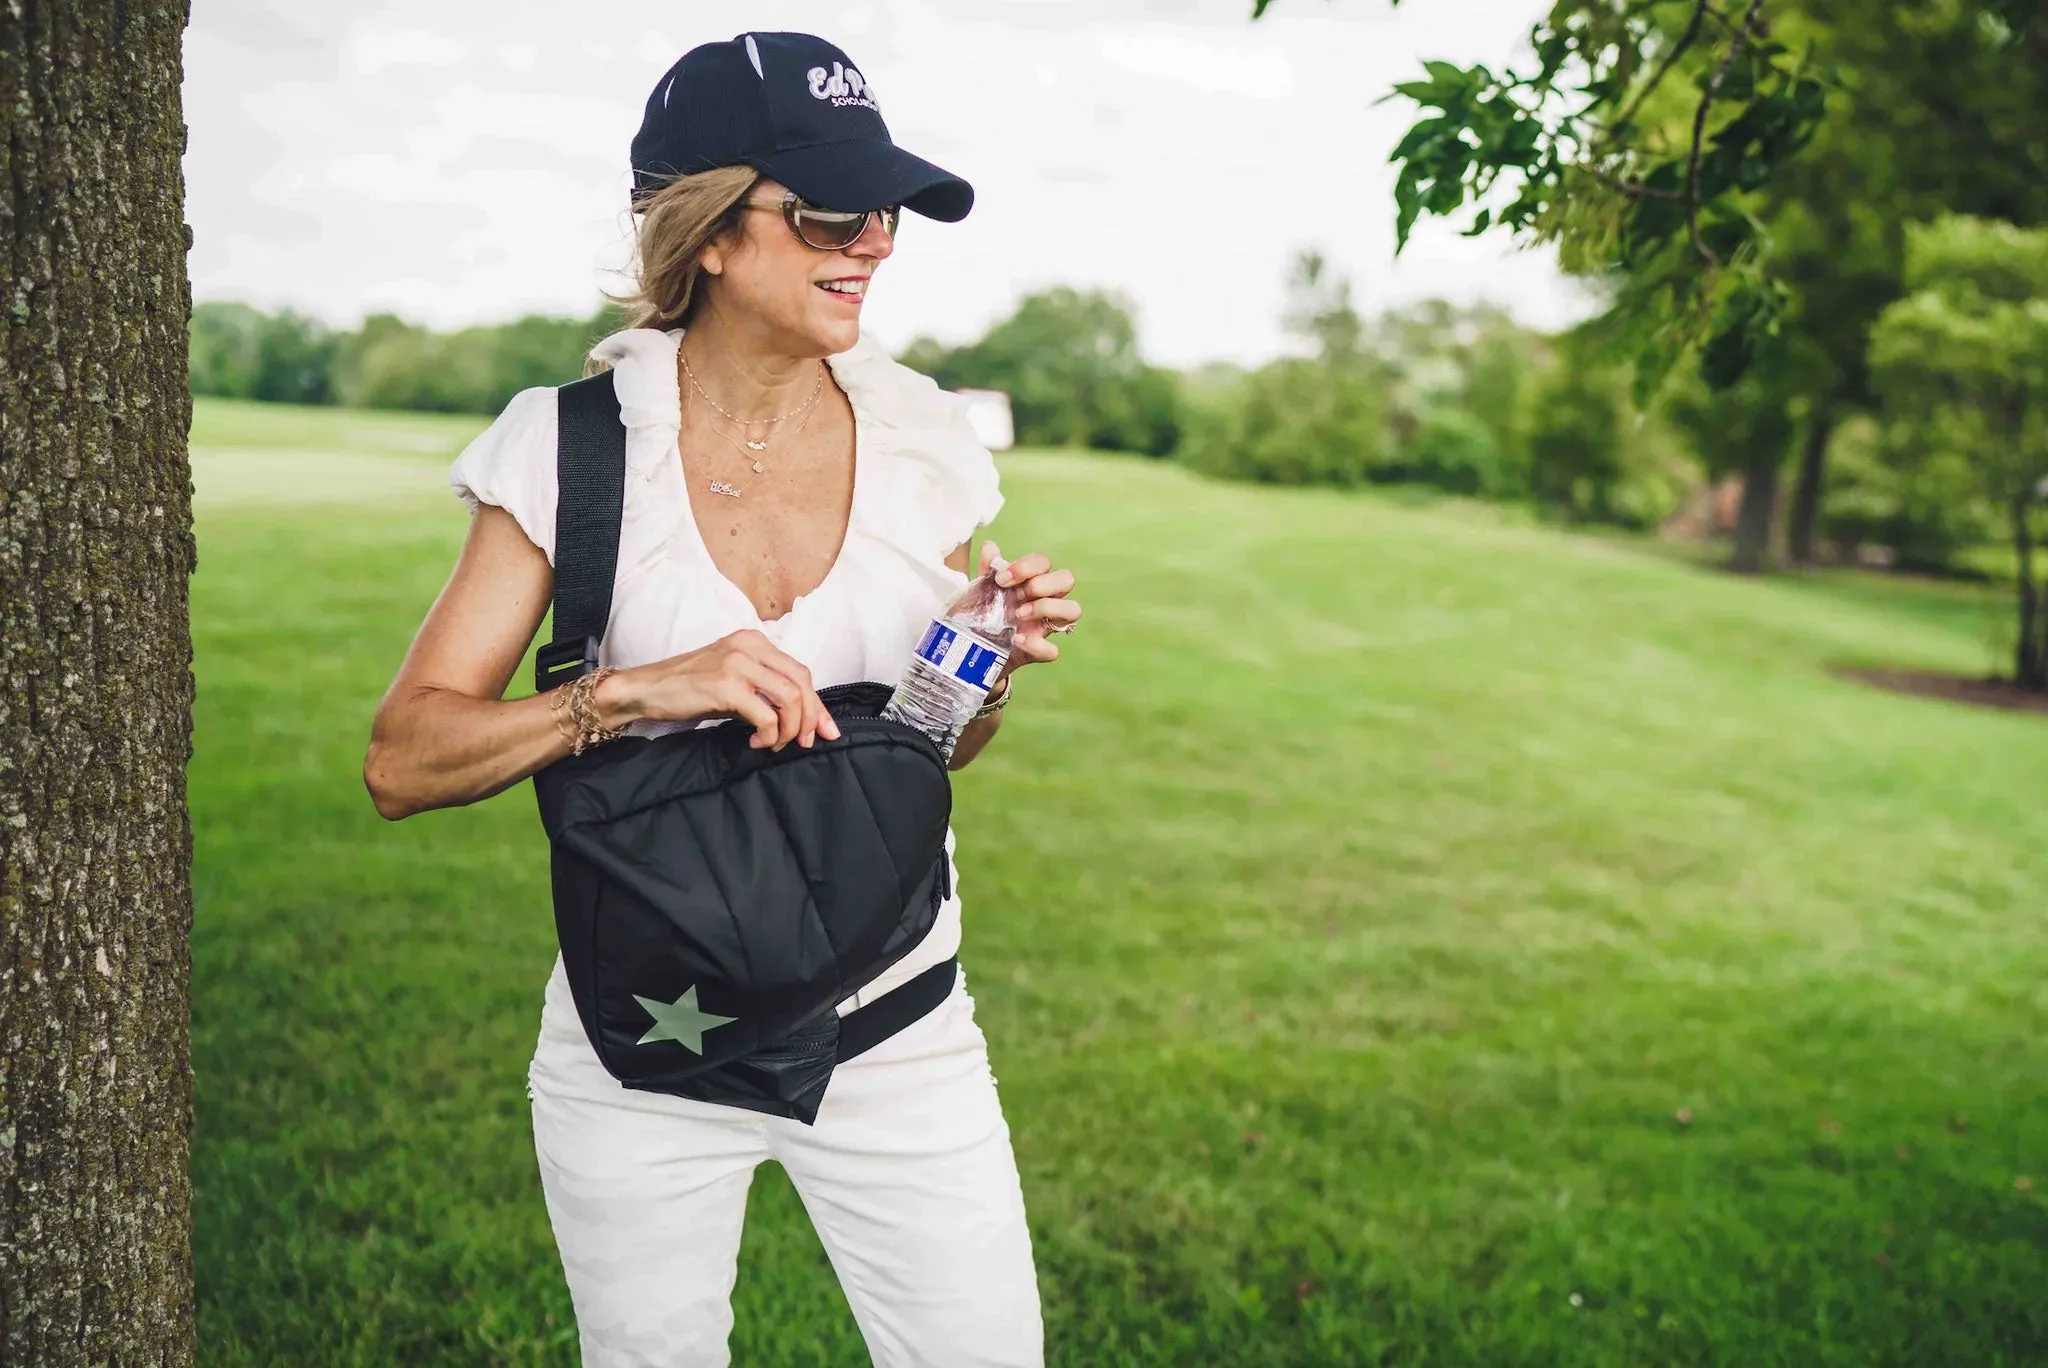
top-left (970, 675), bottom-right (1012, 722)
top-left (565, 666), bottom-right (625, 755)
top-left (550, 683), bottom-right (579, 747)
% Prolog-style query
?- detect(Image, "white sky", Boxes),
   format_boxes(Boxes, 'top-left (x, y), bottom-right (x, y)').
top-left (183, 0), bottom-right (1593, 368)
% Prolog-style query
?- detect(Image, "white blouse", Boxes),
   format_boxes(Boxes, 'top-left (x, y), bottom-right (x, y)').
top-left (448, 326), bottom-right (1004, 1014)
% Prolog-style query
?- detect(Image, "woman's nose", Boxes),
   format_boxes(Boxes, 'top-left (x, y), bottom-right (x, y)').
top-left (844, 213), bottom-right (895, 262)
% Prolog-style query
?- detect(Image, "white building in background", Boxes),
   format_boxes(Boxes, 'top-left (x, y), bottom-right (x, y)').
top-left (954, 388), bottom-right (1015, 452)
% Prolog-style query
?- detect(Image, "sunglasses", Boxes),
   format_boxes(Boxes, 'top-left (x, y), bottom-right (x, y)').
top-left (744, 191), bottom-right (901, 251)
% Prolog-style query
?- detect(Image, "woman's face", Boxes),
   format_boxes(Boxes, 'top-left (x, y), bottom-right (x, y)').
top-left (697, 177), bottom-right (895, 358)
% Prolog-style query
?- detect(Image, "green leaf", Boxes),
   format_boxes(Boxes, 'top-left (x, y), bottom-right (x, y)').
top-left (1394, 174), bottom-right (1424, 251)
top-left (1463, 207), bottom-right (1495, 237)
top-left (1391, 116), bottom-right (1455, 161)
top-left (1391, 79), bottom-right (1448, 104)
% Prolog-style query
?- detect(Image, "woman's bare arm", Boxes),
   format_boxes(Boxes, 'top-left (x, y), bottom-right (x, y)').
top-left (363, 506), bottom-right (566, 818)
top-left (364, 505), bottom-right (837, 820)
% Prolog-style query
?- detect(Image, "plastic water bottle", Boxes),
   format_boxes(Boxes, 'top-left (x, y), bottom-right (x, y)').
top-left (882, 557), bottom-right (1022, 759)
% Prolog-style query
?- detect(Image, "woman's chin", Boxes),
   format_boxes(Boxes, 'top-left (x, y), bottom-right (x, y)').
top-left (808, 316), bottom-right (864, 356)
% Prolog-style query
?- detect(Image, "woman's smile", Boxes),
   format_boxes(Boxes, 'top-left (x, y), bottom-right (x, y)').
top-left (816, 275), bottom-right (870, 303)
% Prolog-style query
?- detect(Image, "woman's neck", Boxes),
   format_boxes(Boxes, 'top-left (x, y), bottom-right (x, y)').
top-left (677, 308), bottom-right (824, 422)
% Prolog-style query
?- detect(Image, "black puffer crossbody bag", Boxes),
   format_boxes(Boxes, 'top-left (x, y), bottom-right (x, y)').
top-left (530, 372), bottom-right (958, 1125)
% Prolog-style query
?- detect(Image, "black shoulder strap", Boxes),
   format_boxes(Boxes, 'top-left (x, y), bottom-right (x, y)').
top-left (535, 371), bottom-right (627, 692)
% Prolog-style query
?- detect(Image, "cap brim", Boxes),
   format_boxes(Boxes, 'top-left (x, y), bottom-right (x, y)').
top-left (750, 140), bottom-right (973, 222)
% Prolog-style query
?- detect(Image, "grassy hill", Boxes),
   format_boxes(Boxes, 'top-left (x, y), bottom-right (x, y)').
top-left (189, 401), bottom-right (2048, 1364)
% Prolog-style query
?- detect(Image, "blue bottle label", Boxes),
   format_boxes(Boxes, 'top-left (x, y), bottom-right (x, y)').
top-left (914, 619), bottom-right (1008, 692)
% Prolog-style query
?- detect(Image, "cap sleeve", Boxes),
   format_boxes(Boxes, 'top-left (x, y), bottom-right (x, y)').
top-left (834, 341), bottom-right (1004, 564)
top-left (448, 386), bottom-right (559, 564)
top-left (926, 394), bottom-right (1005, 553)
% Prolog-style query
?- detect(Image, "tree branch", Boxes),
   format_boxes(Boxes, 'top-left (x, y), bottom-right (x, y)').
top-left (1610, 0), bottom-right (1713, 141)
top-left (1686, 0), bottom-right (1768, 267)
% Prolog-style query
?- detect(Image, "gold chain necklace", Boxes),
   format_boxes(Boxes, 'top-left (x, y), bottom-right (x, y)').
top-left (679, 350), bottom-right (825, 451)
top-left (693, 393), bottom-right (824, 499)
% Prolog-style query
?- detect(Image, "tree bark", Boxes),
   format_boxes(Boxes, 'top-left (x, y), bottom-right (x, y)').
top-left (1787, 403), bottom-right (1834, 567)
top-left (2015, 495), bottom-right (2045, 691)
top-left (0, 2), bottom-right (196, 1363)
top-left (1728, 454), bottom-right (1781, 574)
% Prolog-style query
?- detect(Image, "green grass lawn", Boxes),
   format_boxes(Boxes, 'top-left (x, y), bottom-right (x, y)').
top-left (189, 398), bottom-right (2048, 1365)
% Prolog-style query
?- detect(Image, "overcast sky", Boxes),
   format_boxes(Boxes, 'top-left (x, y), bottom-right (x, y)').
top-left (183, 0), bottom-right (1592, 368)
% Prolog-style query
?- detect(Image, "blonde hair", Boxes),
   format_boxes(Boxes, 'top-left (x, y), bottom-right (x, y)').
top-left (601, 166), bottom-right (759, 350)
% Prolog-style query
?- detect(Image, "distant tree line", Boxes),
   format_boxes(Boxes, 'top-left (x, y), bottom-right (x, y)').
top-left (897, 287), bottom-right (1182, 456)
top-left (188, 301), bottom-right (622, 414)
top-left (193, 251), bottom-right (2034, 602)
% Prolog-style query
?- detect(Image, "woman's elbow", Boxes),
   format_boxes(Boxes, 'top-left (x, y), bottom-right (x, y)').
top-left (363, 744), bottom-right (420, 821)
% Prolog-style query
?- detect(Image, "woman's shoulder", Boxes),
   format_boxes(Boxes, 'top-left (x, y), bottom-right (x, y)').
top-left (831, 334), bottom-right (1005, 559)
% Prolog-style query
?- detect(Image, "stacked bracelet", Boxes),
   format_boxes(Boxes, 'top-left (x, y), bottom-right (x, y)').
top-left (971, 675), bottom-right (1013, 722)
top-left (551, 666), bottom-right (625, 755)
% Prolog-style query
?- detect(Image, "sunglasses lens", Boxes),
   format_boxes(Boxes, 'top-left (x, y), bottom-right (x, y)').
top-left (792, 202), bottom-right (868, 250)
top-left (881, 205), bottom-right (902, 238)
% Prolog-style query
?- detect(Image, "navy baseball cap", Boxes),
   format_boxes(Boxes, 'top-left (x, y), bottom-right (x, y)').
top-left (630, 32), bottom-right (973, 222)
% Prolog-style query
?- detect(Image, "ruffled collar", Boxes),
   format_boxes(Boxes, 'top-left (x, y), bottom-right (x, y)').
top-left (587, 326), bottom-right (967, 479)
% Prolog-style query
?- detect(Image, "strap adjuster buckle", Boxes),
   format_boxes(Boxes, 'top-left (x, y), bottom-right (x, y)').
top-left (535, 635), bottom-right (601, 691)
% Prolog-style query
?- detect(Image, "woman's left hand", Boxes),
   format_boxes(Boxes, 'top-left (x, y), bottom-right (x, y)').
top-left (984, 540), bottom-right (1080, 677)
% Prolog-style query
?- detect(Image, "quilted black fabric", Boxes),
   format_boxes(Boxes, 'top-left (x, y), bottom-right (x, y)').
top-left (534, 681), bottom-right (952, 1122)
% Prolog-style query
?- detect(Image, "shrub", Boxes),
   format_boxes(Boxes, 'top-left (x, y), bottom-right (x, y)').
top-left (1179, 358), bottom-right (1392, 486)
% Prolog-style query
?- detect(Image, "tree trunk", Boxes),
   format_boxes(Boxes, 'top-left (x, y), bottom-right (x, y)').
top-left (2016, 495), bottom-right (2045, 691)
top-left (0, 2), bottom-right (196, 1363)
top-left (1729, 454), bottom-right (1781, 575)
top-left (1787, 404), bottom-right (1834, 567)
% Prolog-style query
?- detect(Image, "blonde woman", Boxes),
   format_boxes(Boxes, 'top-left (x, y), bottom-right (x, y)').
top-left (363, 31), bottom-right (1080, 1368)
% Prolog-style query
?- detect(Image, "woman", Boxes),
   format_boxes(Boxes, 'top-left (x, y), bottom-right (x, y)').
top-left (363, 32), bottom-right (1079, 1367)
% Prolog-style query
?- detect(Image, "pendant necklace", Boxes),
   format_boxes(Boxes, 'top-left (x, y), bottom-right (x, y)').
top-left (690, 384), bottom-right (824, 500)
top-left (679, 350), bottom-right (825, 452)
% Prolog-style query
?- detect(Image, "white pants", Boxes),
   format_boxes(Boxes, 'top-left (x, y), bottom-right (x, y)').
top-left (527, 961), bottom-right (1044, 1366)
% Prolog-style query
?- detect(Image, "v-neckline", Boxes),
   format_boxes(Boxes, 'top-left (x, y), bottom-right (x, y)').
top-left (671, 362), bottom-right (864, 630)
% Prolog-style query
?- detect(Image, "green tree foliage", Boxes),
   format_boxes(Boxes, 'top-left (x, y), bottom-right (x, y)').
top-left (1261, 0), bottom-right (1831, 387)
top-left (898, 288), bottom-right (1182, 455)
top-left (1372, 299), bottom-right (1545, 498)
top-left (1258, 0), bottom-right (2048, 578)
top-left (189, 302), bottom-right (337, 404)
top-left (1178, 252), bottom-right (1395, 486)
top-left (1180, 355), bottom-right (1394, 487)
top-left (188, 301), bottom-right (262, 399)
top-left (1523, 335), bottom-right (1692, 529)
top-left (1817, 415), bottom-right (1994, 574)
top-left (190, 304), bottom-right (619, 414)
top-left (1869, 215), bottom-right (2048, 687)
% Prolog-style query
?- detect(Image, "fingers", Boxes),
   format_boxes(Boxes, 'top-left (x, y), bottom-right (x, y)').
top-left (720, 631), bottom-right (838, 749)
top-left (734, 659), bottom-right (803, 749)
top-left (1016, 599), bottom-right (1080, 630)
top-left (750, 647), bottom-right (836, 747)
top-left (713, 670), bottom-right (783, 747)
top-left (994, 550), bottom-right (1050, 588)
top-left (979, 540), bottom-right (1003, 577)
top-left (1007, 635), bottom-right (1060, 666)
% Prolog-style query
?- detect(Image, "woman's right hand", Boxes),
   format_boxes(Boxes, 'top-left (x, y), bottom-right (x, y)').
top-left (599, 629), bottom-right (840, 751)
